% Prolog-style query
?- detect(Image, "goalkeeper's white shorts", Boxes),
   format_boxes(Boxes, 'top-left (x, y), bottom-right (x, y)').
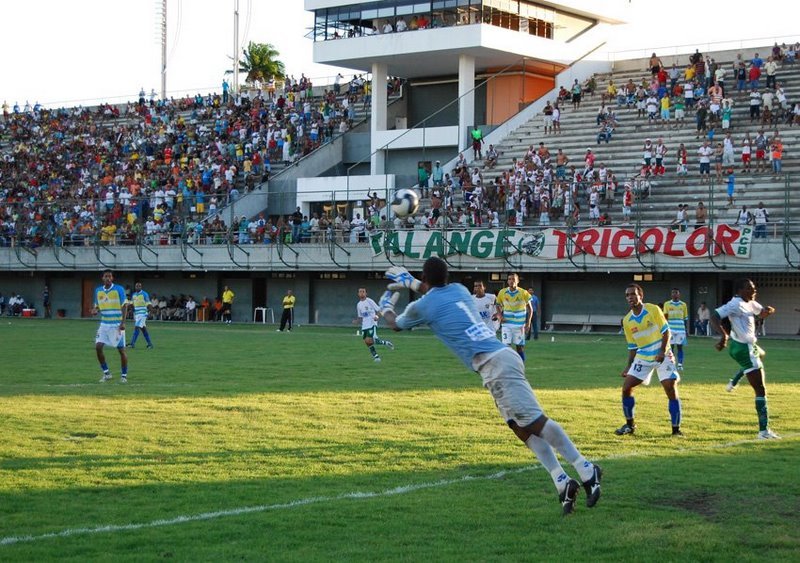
top-left (475, 348), bottom-right (543, 428)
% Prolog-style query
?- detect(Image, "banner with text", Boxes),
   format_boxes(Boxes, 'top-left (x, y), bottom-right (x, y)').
top-left (370, 225), bottom-right (753, 260)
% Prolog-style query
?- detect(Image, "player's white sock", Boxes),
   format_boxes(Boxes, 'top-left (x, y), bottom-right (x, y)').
top-left (525, 435), bottom-right (568, 493)
top-left (539, 420), bottom-right (595, 482)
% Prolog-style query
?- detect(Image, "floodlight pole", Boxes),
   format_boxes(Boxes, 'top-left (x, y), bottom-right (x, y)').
top-left (160, 0), bottom-right (167, 100)
top-left (233, 0), bottom-right (239, 95)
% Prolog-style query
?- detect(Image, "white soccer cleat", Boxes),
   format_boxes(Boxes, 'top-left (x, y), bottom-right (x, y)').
top-left (725, 379), bottom-right (737, 392)
top-left (99, 373), bottom-right (112, 383)
top-left (757, 429), bottom-right (781, 440)
top-left (385, 340), bottom-right (395, 350)
top-left (120, 376), bottom-right (128, 384)
top-left (373, 356), bottom-right (381, 363)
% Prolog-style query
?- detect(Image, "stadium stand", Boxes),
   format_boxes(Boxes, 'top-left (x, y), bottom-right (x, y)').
top-left (413, 48), bottom-right (800, 235)
top-left (0, 74), bottom-right (399, 248)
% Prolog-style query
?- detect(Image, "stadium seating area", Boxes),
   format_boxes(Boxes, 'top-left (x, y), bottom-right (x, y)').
top-left (0, 74), bottom-right (395, 248)
top-left (3, 46), bottom-right (799, 249)
top-left (415, 45), bottom-right (800, 236)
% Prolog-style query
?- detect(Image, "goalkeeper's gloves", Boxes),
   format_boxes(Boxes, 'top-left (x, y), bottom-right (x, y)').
top-left (378, 290), bottom-right (400, 315)
top-left (385, 266), bottom-right (422, 292)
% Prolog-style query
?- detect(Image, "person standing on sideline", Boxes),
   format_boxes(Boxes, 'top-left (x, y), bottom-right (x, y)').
top-left (526, 287), bottom-right (540, 341)
top-left (93, 269), bottom-right (130, 383)
top-left (496, 273), bottom-right (532, 361)
top-left (42, 285), bottom-right (51, 319)
top-left (129, 282), bottom-right (154, 349)
top-left (695, 302), bottom-right (711, 336)
top-left (663, 288), bottom-right (689, 370)
top-left (473, 280), bottom-right (498, 333)
top-left (221, 286), bottom-right (235, 324)
top-left (277, 289), bottom-right (295, 332)
top-left (380, 259), bottom-right (602, 515)
top-left (709, 279), bottom-right (780, 439)
top-left (355, 288), bottom-right (394, 363)
top-left (616, 284), bottom-right (683, 437)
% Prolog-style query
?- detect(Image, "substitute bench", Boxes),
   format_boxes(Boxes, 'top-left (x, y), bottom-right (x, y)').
top-left (586, 314), bottom-right (623, 333)
top-left (545, 314), bottom-right (590, 332)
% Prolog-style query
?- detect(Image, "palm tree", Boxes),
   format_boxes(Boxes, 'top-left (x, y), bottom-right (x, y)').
top-left (230, 42), bottom-right (286, 85)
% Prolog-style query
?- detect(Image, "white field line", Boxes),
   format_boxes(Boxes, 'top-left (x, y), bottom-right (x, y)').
top-left (1, 433), bottom-right (796, 547)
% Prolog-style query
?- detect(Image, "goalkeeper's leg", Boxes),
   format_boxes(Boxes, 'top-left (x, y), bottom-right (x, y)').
top-left (532, 417), bottom-right (597, 484)
top-left (525, 434), bottom-right (571, 493)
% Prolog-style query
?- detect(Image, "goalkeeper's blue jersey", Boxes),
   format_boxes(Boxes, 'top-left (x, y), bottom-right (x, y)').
top-left (395, 283), bottom-right (504, 369)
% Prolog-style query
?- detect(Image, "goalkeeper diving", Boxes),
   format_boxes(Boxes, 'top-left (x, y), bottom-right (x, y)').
top-left (379, 259), bottom-right (603, 515)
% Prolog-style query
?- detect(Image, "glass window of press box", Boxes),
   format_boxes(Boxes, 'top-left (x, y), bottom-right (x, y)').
top-left (312, 0), bottom-right (595, 42)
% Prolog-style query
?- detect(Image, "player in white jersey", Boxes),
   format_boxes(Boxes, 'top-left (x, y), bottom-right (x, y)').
top-left (473, 280), bottom-right (499, 333)
top-left (709, 278), bottom-right (779, 439)
top-left (355, 288), bottom-right (394, 363)
top-left (379, 259), bottom-right (602, 515)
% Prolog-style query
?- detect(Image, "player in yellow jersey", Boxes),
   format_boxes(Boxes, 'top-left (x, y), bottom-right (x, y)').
top-left (496, 273), bottom-right (532, 362)
top-left (93, 269), bottom-right (130, 383)
top-left (617, 284), bottom-right (683, 437)
top-left (663, 288), bottom-right (689, 370)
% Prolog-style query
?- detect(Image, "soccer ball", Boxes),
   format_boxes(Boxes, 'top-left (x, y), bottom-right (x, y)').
top-left (391, 188), bottom-right (420, 217)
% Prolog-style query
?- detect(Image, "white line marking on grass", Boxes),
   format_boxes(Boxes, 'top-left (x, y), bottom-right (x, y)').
top-left (1, 434), bottom-right (796, 547)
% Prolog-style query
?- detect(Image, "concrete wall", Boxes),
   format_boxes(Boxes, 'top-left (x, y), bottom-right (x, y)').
top-left (3, 270), bottom-right (799, 334)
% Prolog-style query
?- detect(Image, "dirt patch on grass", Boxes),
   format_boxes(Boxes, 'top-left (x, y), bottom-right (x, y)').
top-left (656, 490), bottom-right (719, 520)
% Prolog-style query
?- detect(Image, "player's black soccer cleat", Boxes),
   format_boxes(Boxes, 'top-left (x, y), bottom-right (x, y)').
top-left (614, 423), bottom-right (636, 436)
top-left (582, 464), bottom-right (603, 508)
top-left (559, 478), bottom-right (580, 515)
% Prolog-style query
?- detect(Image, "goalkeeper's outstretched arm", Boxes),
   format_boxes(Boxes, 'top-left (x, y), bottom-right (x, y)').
top-left (383, 310), bottom-right (400, 332)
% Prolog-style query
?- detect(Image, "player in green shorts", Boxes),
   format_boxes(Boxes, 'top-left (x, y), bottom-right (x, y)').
top-left (710, 279), bottom-right (779, 439)
top-left (355, 288), bottom-right (394, 363)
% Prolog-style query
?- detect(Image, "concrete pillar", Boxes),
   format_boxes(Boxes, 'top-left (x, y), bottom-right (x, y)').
top-left (370, 62), bottom-right (388, 174)
top-left (458, 54), bottom-right (475, 156)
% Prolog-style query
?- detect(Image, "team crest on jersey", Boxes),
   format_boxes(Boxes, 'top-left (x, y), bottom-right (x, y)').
top-left (518, 231), bottom-right (546, 257)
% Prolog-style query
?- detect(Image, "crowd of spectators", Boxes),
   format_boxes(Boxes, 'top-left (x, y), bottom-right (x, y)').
top-left (1, 45), bottom-right (795, 248)
top-left (0, 71), bottom-right (394, 249)
top-left (402, 44), bottom-right (798, 232)
top-left (408, 142), bottom-right (624, 230)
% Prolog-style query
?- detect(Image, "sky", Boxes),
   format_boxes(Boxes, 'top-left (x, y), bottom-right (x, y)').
top-left (2, 1), bottom-right (797, 108)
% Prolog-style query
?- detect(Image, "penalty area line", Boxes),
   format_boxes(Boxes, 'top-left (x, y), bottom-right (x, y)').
top-left (1, 434), bottom-right (796, 547)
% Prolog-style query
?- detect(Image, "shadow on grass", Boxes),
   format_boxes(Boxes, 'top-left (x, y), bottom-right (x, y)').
top-left (1, 321), bottom-right (798, 398)
top-left (1, 440), bottom-right (799, 561)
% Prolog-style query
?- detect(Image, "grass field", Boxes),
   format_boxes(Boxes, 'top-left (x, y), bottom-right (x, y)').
top-left (1, 319), bottom-right (798, 562)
